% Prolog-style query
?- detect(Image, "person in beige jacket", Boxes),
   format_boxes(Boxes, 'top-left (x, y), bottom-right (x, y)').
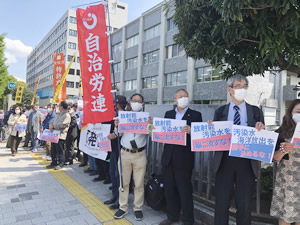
top-left (46, 101), bottom-right (71, 170)
top-left (7, 106), bottom-right (27, 156)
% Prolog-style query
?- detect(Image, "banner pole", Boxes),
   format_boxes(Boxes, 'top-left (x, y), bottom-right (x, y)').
top-left (104, 0), bottom-right (124, 192)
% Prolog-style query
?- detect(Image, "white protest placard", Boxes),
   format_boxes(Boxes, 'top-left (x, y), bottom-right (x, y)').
top-left (229, 125), bottom-right (279, 163)
top-left (152, 117), bottom-right (187, 146)
top-left (118, 111), bottom-right (149, 134)
top-left (39, 129), bottom-right (61, 143)
top-left (0, 114), bottom-right (4, 119)
top-left (14, 123), bottom-right (26, 133)
top-left (291, 122), bottom-right (300, 148)
top-left (77, 100), bottom-right (83, 111)
top-left (191, 121), bottom-right (233, 151)
top-left (79, 123), bottom-right (110, 160)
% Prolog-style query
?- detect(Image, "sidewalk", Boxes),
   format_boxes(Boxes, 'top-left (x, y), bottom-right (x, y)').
top-left (0, 142), bottom-right (166, 225)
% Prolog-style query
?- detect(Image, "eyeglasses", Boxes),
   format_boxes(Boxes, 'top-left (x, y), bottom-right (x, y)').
top-left (232, 85), bottom-right (248, 89)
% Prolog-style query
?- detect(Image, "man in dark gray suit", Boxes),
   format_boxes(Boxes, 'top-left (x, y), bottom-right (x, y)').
top-left (212, 75), bottom-right (265, 225)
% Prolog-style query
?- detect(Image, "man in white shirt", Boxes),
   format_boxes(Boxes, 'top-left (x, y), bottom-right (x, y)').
top-left (114, 93), bottom-right (149, 221)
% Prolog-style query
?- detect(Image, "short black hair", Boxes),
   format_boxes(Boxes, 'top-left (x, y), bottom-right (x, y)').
top-left (73, 103), bottom-right (78, 108)
top-left (116, 95), bottom-right (127, 110)
top-left (175, 89), bottom-right (189, 95)
top-left (130, 93), bottom-right (144, 103)
top-left (59, 101), bottom-right (68, 109)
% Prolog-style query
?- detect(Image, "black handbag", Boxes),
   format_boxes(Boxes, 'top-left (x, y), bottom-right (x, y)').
top-left (145, 174), bottom-right (166, 211)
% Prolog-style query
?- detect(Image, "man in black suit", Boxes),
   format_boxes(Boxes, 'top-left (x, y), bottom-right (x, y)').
top-left (212, 74), bottom-right (264, 225)
top-left (159, 89), bottom-right (202, 225)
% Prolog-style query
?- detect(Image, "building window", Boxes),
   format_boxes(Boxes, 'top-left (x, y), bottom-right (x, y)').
top-left (77, 57), bottom-right (80, 63)
top-left (166, 44), bottom-right (185, 59)
top-left (112, 42), bottom-right (122, 54)
top-left (126, 35), bottom-right (139, 48)
top-left (67, 55), bottom-right (73, 61)
top-left (69, 68), bottom-right (75, 75)
top-left (144, 24), bottom-right (160, 41)
top-left (67, 81), bottom-right (74, 88)
top-left (167, 17), bottom-right (177, 31)
top-left (125, 57), bottom-right (138, 69)
top-left (142, 76), bottom-right (158, 88)
top-left (112, 82), bottom-right (120, 91)
top-left (113, 63), bottom-right (121, 72)
top-left (125, 80), bottom-right (137, 91)
top-left (69, 29), bottom-right (77, 37)
top-left (76, 69), bottom-right (80, 76)
top-left (143, 50), bottom-right (159, 65)
top-left (166, 71), bottom-right (187, 86)
top-left (68, 42), bottom-right (76, 49)
top-left (76, 82), bottom-right (80, 88)
top-left (70, 16), bottom-right (77, 24)
top-left (196, 66), bottom-right (223, 82)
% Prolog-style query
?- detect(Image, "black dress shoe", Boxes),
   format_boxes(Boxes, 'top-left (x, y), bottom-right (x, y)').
top-left (92, 176), bottom-right (105, 182)
top-left (104, 197), bottom-right (117, 205)
top-left (46, 164), bottom-right (56, 169)
top-left (84, 168), bottom-right (93, 173)
top-left (103, 179), bottom-right (111, 184)
top-left (89, 171), bottom-right (99, 176)
top-left (79, 163), bottom-right (87, 167)
top-left (110, 203), bottom-right (119, 210)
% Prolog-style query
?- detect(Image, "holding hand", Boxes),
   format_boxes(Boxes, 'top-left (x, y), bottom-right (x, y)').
top-left (182, 125), bottom-right (191, 134)
top-left (255, 122), bottom-right (265, 131)
top-left (107, 133), bottom-right (117, 140)
top-left (114, 118), bottom-right (120, 127)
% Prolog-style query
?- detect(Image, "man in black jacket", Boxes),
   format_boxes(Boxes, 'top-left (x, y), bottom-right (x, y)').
top-left (65, 105), bottom-right (78, 165)
top-left (212, 74), bottom-right (264, 225)
top-left (159, 89), bottom-right (202, 225)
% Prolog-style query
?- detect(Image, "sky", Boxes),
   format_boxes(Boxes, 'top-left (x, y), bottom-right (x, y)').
top-left (0, 0), bottom-right (163, 81)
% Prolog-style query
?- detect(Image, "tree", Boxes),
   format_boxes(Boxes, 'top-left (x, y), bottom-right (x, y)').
top-left (0, 34), bottom-right (8, 108)
top-left (169, 0), bottom-right (300, 78)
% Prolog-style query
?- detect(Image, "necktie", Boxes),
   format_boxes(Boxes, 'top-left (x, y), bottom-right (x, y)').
top-left (233, 105), bottom-right (241, 125)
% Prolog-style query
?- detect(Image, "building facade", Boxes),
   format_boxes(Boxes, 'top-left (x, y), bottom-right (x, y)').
top-left (26, 0), bottom-right (128, 106)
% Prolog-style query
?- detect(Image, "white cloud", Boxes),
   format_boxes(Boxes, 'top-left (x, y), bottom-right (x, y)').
top-left (4, 38), bottom-right (33, 64)
top-left (15, 77), bottom-right (26, 82)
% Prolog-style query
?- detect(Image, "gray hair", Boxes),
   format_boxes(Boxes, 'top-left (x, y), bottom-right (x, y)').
top-left (227, 74), bottom-right (249, 88)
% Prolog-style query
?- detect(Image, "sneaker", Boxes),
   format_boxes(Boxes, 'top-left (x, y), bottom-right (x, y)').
top-left (46, 164), bottom-right (55, 169)
top-left (134, 211), bottom-right (143, 221)
top-left (42, 155), bottom-right (47, 160)
top-left (114, 209), bottom-right (127, 219)
top-left (31, 148), bottom-right (37, 152)
top-left (54, 165), bottom-right (62, 170)
top-left (47, 156), bottom-right (52, 161)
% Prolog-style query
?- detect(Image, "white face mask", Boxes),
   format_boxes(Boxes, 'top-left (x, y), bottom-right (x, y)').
top-left (47, 108), bottom-right (53, 113)
top-left (56, 109), bottom-right (60, 113)
top-left (131, 102), bottom-right (143, 112)
top-left (233, 88), bottom-right (247, 101)
top-left (292, 113), bottom-right (300, 123)
top-left (177, 97), bottom-right (189, 109)
top-left (15, 110), bottom-right (20, 114)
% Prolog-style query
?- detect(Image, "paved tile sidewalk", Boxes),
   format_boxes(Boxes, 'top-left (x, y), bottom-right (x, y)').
top-left (0, 142), bottom-right (166, 225)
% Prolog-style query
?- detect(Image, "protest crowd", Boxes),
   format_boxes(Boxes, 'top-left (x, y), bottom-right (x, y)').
top-left (1, 74), bottom-right (299, 225)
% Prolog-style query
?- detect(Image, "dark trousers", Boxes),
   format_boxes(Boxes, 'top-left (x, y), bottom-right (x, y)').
top-left (24, 131), bottom-right (31, 146)
top-left (51, 139), bottom-right (66, 167)
top-left (109, 151), bottom-right (119, 199)
top-left (214, 153), bottom-right (255, 225)
top-left (95, 158), bottom-right (110, 180)
top-left (11, 135), bottom-right (22, 154)
top-left (65, 135), bottom-right (75, 162)
top-left (31, 130), bottom-right (38, 148)
top-left (163, 164), bottom-right (194, 225)
top-left (0, 127), bottom-right (5, 141)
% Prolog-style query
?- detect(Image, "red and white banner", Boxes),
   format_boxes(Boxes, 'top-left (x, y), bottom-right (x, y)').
top-left (53, 53), bottom-right (66, 103)
top-left (77, 4), bottom-right (114, 124)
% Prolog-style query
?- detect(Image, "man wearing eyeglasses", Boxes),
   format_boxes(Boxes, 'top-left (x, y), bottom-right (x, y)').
top-left (212, 74), bottom-right (265, 225)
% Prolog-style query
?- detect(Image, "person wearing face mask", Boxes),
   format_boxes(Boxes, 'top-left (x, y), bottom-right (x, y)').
top-left (64, 105), bottom-right (78, 165)
top-left (113, 93), bottom-right (150, 221)
top-left (26, 104), bottom-right (43, 152)
top-left (270, 99), bottom-right (300, 225)
top-left (46, 101), bottom-right (71, 170)
top-left (7, 106), bottom-right (27, 156)
top-left (211, 74), bottom-right (265, 225)
top-left (41, 104), bottom-right (56, 161)
top-left (158, 89), bottom-right (202, 225)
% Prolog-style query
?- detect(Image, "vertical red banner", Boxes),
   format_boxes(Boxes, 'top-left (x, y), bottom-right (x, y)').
top-left (53, 53), bottom-right (66, 103)
top-left (77, 4), bottom-right (115, 124)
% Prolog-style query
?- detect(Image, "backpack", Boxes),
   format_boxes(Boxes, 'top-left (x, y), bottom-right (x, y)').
top-left (145, 174), bottom-right (166, 211)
